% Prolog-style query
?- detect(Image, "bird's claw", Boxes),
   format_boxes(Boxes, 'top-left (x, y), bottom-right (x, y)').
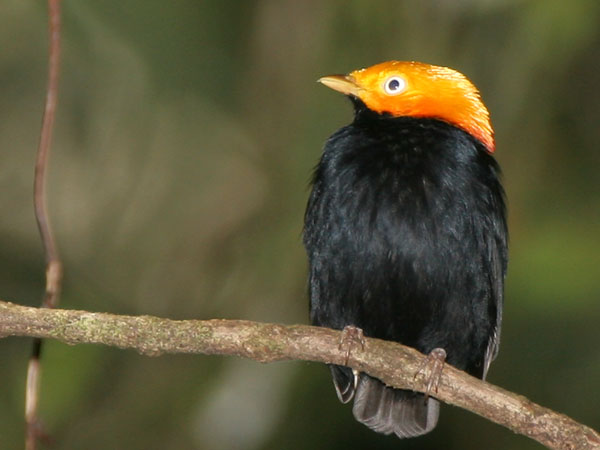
top-left (338, 325), bottom-right (366, 366)
top-left (413, 347), bottom-right (447, 398)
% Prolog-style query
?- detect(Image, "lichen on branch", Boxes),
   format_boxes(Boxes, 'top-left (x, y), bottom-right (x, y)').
top-left (0, 299), bottom-right (598, 450)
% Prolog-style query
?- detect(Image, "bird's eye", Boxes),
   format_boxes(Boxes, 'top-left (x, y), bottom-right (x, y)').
top-left (383, 76), bottom-right (407, 95)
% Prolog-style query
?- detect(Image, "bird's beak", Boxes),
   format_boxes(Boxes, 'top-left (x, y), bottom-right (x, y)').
top-left (318, 74), bottom-right (361, 97)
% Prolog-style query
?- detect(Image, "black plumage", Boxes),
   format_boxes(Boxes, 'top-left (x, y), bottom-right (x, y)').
top-left (303, 99), bottom-right (507, 438)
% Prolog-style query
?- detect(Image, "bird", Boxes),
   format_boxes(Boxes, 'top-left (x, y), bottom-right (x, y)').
top-left (303, 61), bottom-right (507, 438)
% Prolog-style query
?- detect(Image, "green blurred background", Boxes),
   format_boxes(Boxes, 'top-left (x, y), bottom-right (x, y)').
top-left (1, 1), bottom-right (599, 449)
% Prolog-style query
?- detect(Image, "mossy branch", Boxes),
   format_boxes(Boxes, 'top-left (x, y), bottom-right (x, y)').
top-left (1, 299), bottom-right (598, 450)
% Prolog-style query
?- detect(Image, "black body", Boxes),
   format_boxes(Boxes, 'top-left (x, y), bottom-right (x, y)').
top-left (304, 101), bottom-right (507, 438)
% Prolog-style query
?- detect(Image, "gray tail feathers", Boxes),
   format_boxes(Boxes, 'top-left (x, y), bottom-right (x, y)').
top-left (331, 366), bottom-right (439, 438)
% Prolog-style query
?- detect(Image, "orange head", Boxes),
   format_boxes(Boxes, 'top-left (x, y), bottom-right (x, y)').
top-left (319, 61), bottom-right (495, 153)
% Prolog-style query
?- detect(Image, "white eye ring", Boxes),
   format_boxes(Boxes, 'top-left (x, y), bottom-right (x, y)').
top-left (383, 76), bottom-right (407, 95)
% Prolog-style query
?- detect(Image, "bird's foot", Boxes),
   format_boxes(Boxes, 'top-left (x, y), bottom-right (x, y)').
top-left (413, 347), bottom-right (447, 398)
top-left (338, 325), bottom-right (366, 366)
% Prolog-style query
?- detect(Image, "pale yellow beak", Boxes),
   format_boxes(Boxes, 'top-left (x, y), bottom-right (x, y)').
top-left (318, 74), bottom-right (361, 96)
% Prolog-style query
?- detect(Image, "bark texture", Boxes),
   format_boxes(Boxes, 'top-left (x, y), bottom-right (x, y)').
top-left (1, 300), bottom-right (598, 450)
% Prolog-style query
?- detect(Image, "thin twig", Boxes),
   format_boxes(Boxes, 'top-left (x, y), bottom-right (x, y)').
top-left (26, 1), bottom-right (63, 449)
top-left (1, 300), bottom-right (598, 450)
top-left (34, 0), bottom-right (62, 275)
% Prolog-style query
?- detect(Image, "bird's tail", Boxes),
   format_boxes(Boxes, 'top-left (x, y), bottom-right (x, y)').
top-left (331, 367), bottom-right (439, 438)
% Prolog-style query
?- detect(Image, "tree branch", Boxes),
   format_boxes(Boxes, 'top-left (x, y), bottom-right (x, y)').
top-left (1, 299), bottom-right (598, 450)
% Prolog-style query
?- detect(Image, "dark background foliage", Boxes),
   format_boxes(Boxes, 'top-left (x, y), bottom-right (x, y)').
top-left (1, 1), bottom-right (599, 449)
